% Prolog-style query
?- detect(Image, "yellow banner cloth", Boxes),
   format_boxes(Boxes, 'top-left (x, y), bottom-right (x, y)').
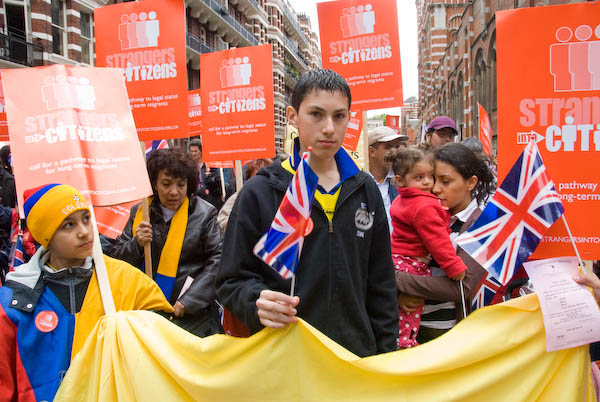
top-left (56, 294), bottom-right (595, 402)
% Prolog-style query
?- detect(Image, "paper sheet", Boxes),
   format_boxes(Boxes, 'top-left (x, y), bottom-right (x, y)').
top-left (524, 256), bottom-right (600, 352)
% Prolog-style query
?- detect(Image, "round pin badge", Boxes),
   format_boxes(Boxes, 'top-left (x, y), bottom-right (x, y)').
top-left (35, 311), bottom-right (59, 333)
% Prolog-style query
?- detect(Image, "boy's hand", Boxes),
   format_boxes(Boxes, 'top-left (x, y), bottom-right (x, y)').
top-left (173, 301), bottom-right (186, 318)
top-left (256, 290), bottom-right (299, 329)
top-left (398, 293), bottom-right (423, 313)
top-left (135, 221), bottom-right (152, 247)
top-left (451, 271), bottom-right (466, 281)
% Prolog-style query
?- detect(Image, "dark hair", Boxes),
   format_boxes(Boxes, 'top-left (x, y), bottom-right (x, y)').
top-left (291, 69), bottom-right (351, 111)
top-left (147, 148), bottom-right (198, 198)
top-left (188, 138), bottom-right (202, 151)
top-left (0, 145), bottom-right (11, 174)
top-left (385, 146), bottom-right (432, 178)
top-left (434, 143), bottom-right (496, 205)
top-left (245, 158), bottom-right (273, 181)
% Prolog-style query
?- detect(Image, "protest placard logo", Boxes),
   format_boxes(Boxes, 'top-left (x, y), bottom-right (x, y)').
top-left (220, 57), bottom-right (252, 88)
top-left (340, 4), bottom-right (375, 38)
top-left (550, 24), bottom-right (600, 92)
top-left (119, 11), bottom-right (160, 50)
top-left (41, 75), bottom-right (96, 111)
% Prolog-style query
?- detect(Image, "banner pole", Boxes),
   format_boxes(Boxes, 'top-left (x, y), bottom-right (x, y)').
top-left (235, 160), bottom-right (243, 191)
top-left (561, 214), bottom-right (584, 269)
top-left (139, 141), bottom-right (153, 278)
top-left (89, 205), bottom-right (116, 315)
top-left (362, 111), bottom-right (369, 173)
top-left (459, 280), bottom-right (467, 319)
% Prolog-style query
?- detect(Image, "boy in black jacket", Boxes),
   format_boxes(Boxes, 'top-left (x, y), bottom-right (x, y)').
top-left (216, 69), bottom-right (398, 357)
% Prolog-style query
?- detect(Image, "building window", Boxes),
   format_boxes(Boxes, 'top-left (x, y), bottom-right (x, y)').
top-left (51, 0), bottom-right (66, 56)
top-left (80, 11), bottom-right (94, 65)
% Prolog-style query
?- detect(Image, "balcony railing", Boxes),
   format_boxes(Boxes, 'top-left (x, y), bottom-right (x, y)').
top-left (280, 3), bottom-right (309, 48)
top-left (186, 31), bottom-right (213, 54)
top-left (283, 34), bottom-right (308, 69)
top-left (200, 0), bottom-right (258, 46)
top-left (0, 31), bottom-right (42, 67)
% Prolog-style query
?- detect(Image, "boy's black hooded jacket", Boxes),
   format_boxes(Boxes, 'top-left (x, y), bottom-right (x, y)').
top-left (216, 160), bottom-right (399, 357)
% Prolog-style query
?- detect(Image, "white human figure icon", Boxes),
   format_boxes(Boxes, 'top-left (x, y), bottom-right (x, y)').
top-left (125, 62), bottom-right (134, 82)
top-left (41, 76), bottom-right (59, 110)
top-left (550, 26), bottom-right (572, 91)
top-left (362, 4), bottom-right (375, 34)
top-left (340, 8), bottom-right (351, 38)
top-left (127, 13), bottom-right (138, 49)
top-left (239, 56), bottom-right (252, 86)
top-left (74, 77), bottom-right (95, 110)
top-left (220, 59), bottom-right (229, 88)
top-left (119, 14), bottom-right (130, 50)
top-left (590, 24), bottom-right (600, 90)
top-left (570, 25), bottom-right (592, 91)
top-left (561, 115), bottom-right (577, 151)
top-left (146, 11), bottom-right (160, 47)
top-left (226, 58), bottom-right (236, 87)
top-left (136, 12), bottom-right (149, 48)
top-left (53, 75), bottom-right (70, 109)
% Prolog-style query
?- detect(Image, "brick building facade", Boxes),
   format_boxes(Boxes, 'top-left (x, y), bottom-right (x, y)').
top-left (416, 0), bottom-right (591, 150)
top-left (0, 0), bottom-right (321, 151)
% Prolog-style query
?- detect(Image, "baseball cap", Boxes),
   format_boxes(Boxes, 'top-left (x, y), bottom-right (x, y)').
top-left (427, 116), bottom-right (457, 133)
top-left (368, 126), bottom-right (403, 146)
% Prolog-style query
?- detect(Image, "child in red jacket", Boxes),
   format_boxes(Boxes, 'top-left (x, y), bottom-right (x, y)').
top-left (388, 146), bottom-right (466, 348)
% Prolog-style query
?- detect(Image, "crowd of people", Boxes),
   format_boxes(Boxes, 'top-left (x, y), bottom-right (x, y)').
top-left (0, 68), bottom-right (598, 400)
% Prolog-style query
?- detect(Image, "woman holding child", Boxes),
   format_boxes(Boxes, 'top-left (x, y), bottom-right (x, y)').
top-left (395, 143), bottom-right (495, 344)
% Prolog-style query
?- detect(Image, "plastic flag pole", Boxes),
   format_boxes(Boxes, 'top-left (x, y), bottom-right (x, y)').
top-left (561, 215), bottom-right (585, 270)
top-left (459, 280), bottom-right (467, 319)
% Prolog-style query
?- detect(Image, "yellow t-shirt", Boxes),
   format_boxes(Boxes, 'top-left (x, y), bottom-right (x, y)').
top-left (281, 159), bottom-right (341, 222)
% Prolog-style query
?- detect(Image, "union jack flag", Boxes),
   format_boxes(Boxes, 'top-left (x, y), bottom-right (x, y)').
top-left (253, 150), bottom-right (318, 278)
top-left (471, 274), bottom-right (501, 311)
top-left (456, 141), bottom-right (564, 285)
top-left (145, 139), bottom-right (168, 158)
top-left (9, 235), bottom-right (25, 272)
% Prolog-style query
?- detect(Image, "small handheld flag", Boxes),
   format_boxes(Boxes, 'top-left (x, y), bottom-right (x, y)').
top-left (145, 140), bottom-right (168, 158)
top-left (455, 141), bottom-right (564, 285)
top-left (9, 234), bottom-right (25, 272)
top-left (253, 149), bottom-right (318, 279)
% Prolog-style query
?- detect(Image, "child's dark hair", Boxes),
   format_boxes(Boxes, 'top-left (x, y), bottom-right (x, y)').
top-left (291, 69), bottom-right (351, 111)
top-left (385, 146), bottom-right (432, 179)
top-left (433, 143), bottom-right (496, 205)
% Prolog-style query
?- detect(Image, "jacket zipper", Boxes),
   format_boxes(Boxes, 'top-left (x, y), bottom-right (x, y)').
top-left (68, 268), bottom-right (76, 314)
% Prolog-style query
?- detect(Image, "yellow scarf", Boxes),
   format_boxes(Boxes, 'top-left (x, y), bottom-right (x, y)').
top-left (132, 197), bottom-right (188, 300)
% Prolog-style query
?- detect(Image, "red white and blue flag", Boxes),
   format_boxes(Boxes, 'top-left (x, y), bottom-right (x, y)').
top-left (9, 234), bottom-right (24, 272)
top-left (253, 150), bottom-right (318, 279)
top-left (471, 273), bottom-right (501, 311)
top-left (456, 141), bottom-right (564, 285)
top-left (145, 139), bottom-right (168, 158)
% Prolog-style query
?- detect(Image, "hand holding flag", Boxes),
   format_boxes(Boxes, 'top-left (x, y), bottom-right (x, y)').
top-left (253, 148), bottom-right (318, 279)
top-left (455, 141), bottom-right (564, 285)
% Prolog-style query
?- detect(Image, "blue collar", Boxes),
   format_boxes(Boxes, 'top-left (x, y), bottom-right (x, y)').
top-left (289, 138), bottom-right (360, 194)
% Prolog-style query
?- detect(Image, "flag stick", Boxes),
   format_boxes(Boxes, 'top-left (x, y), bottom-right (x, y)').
top-left (235, 160), bottom-right (243, 191)
top-left (89, 205), bottom-right (116, 315)
top-left (362, 111), bottom-right (369, 172)
top-left (139, 141), bottom-right (153, 278)
top-left (290, 276), bottom-right (296, 297)
top-left (561, 214), bottom-right (584, 268)
top-left (459, 280), bottom-right (467, 319)
top-left (219, 167), bottom-right (226, 202)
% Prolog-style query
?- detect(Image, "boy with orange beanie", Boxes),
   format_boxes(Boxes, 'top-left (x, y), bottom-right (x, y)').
top-left (0, 184), bottom-right (172, 401)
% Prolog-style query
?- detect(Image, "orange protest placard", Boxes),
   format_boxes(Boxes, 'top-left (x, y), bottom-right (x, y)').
top-left (496, 3), bottom-right (600, 260)
top-left (2, 65), bottom-right (152, 212)
top-left (95, 0), bottom-right (188, 141)
top-left (94, 200), bottom-right (138, 239)
top-left (188, 89), bottom-right (202, 137)
top-left (200, 44), bottom-right (275, 162)
top-left (0, 77), bottom-right (8, 142)
top-left (342, 108), bottom-right (363, 151)
top-left (385, 115), bottom-right (400, 134)
top-left (317, 0), bottom-right (403, 110)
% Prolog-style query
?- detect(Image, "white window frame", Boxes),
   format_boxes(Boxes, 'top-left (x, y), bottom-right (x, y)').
top-left (79, 9), bottom-right (93, 65)
top-left (51, 0), bottom-right (67, 56)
